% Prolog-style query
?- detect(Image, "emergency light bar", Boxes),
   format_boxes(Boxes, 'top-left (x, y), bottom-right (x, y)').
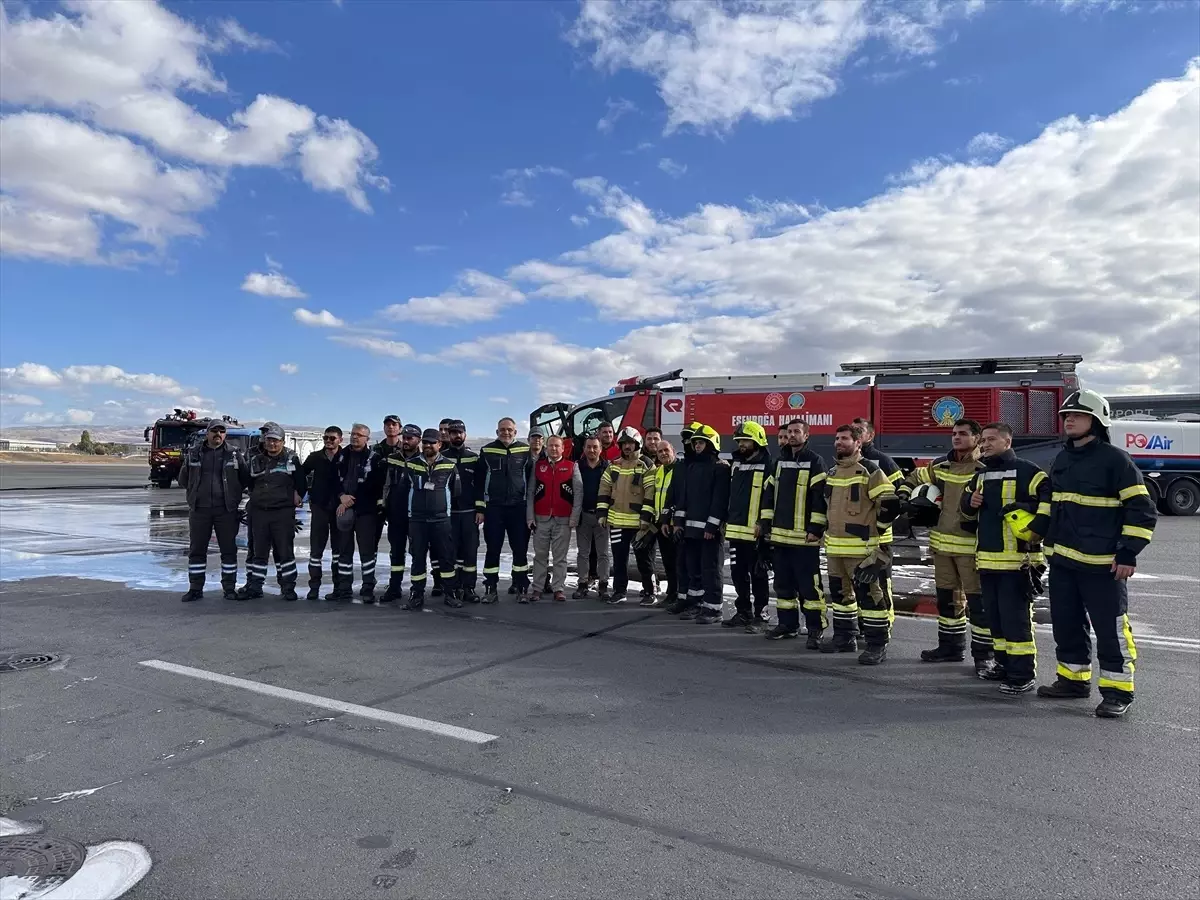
top-left (837, 355), bottom-right (1083, 377)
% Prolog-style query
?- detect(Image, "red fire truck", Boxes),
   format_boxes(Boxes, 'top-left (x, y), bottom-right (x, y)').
top-left (143, 410), bottom-right (240, 487)
top-left (529, 355), bottom-right (1082, 470)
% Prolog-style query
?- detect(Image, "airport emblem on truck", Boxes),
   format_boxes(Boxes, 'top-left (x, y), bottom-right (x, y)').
top-left (932, 396), bottom-right (965, 427)
top-left (765, 393), bottom-right (785, 411)
top-left (788, 393), bottom-right (806, 409)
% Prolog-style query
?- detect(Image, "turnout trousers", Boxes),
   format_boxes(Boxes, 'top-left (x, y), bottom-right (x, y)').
top-left (449, 511), bottom-right (479, 593)
top-left (1049, 563), bottom-right (1137, 703)
top-left (483, 503), bottom-right (530, 591)
top-left (336, 511), bottom-right (378, 593)
top-left (187, 507), bottom-right (240, 592)
top-left (408, 519), bottom-right (455, 597)
top-left (729, 539), bottom-right (770, 618)
top-left (307, 505), bottom-right (339, 593)
top-left (827, 551), bottom-right (892, 647)
top-left (773, 544), bottom-right (826, 635)
top-left (980, 570), bottom-right (1036, 684)
top-left (655, 532), bottom-right (678, 602)
top-left (685, 537), bottom-right (722, 613)
top-left (932, 552), bottom-right (991, 659)
top-left (385, 515), bottom-right (408, 593)
top-left (245, 506), bottom-right (298, 592)
top-left (610, 527), bottom-right (653, 596)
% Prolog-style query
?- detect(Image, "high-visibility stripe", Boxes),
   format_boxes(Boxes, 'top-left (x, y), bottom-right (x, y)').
top-left (867, 481), bottom-right (893, 500)
top-left (776, 596), bottom-right (799, 610)
top-left (827, 475), bottom-right (868, 487)
top-left (1056, 662), bottom-right (1092, 681)
top-left (1045, 544), bottom-right (1115, 566)
top-left (810, 512), bottom-right (827, 525)
top-left (930, 532), bottom-right (977, 554)
top-left (747, 470), bottom-right (764, 529)
top-left (976, 550), bottom-right (1024, 571)
top-left (1052, 492), bottom-right (1120, 508)
top-left (483, 566), bottom-right (501, 574)
top-left (1006, 641), bottom-right (1037, 656)
top-left (1118, 484), bottom-right (1149, 501)
top-left (1121, 525), bottom-right (1153, 541)
top-left (1029, 471), bottom-right (1048, 492)
top-left (1036, 502), bottom-right (1051, 516)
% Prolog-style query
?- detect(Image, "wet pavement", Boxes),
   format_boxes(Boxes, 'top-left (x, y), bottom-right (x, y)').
top-left (0, 463), bottom-right (149, 491)
top-left (1, 488), bottom-right (1198, 899)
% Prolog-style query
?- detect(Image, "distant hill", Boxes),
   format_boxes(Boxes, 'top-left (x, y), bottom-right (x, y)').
top-left (0, 424), bottom-right (146, 444)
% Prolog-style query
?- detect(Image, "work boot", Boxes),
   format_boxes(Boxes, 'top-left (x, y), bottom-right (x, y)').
top-left (359, 581), bottom-right (376, 602)
top-left (597, 580), bottom-right (610, 601)
top-left (403, 589), bottom-right (425, 611)
top-left (1037, 678), bottom-right (1091, 699)
top-left (722, 611), bottom-right (751, 628)
top-left (638, 589), bottom-right (656, 607)
top-left (306, 585), bottom-right (321, 601)
top-left (281, 587), bottom-right (299, 602)
top-left (553, 591), bottom-right (566, 602)
top-left (431, 585), bottom-right (444, 598)
top-left (520, 592), bottom-right (536, 605)
top-left (572, 581), bottom-right (591, 600)
top-left (920, 644), bottom-right (966, 663)
top-left (235, 585), bottom-right (263, 601)
top-left (181, 588), bottom-right (204, 603)
top-left (858, 645), bottom-right (887, 666)
top-left (443, 592), bottom-right (464, 609)
top-left (974, 659), bottom-right (1000, 680)
top-left (462, 589), bottom-right (481, 604)
top-left (764, 624), bottom-right (798, 640)
top-left (677, 605), bottom-right (702, 620)
top-left (805, 632), bottom-right (823, 651)
top-left (1095, 697), bottom-right (1132, 718)
top-left (223, 587), bottom-right (238, 601)
top-left (695, 608), bottom-right (721, 625)
top-left (606, 590), bottom-right (627, 605)
top-left (746, 614), bottom-right (769, 635)
top-left (379, 581), bottom-right (400, 603)
top-left (821, 634), bottom-right (858, 653)
top-left (325, 580), bottom-right (352, 602)
top-left (999, 679), bottom-right (1036, 695)
top-left (481, 585), bottom-right (499, 604)
top-left (508, 584), bottom-right (517, 595)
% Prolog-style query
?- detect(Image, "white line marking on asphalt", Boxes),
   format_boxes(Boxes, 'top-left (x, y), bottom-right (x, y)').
top-left (137, 659), bottom-right (500, 745)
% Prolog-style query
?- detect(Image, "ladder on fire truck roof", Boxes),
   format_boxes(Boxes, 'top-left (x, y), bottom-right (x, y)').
top-left (837, 355), bottom-right (1083, 377)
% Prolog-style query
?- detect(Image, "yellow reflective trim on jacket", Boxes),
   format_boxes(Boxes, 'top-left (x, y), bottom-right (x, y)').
top-left (867, 481), bottom-right (894, 500)
top-left (653, 466), bottom-right (673, 515)
top-left (929, 531), bottom-right (977, 554)
top-left (810, 512), bottom-right (828, 526)
top-left (886, 469), bottom-right (903, 484)
top-left (606, 511), bottom-right (643, 528)
top-left (1029, 470), bottom-right (1048, 492)
top-left (1118, 484), bottom-right (1149, 501)
top-left (747, 470), bottom-right (764, 527)
top-left (827, 475), bottom-right (868, 488)
top-left (810, 472), bottom-right (827, 487)
top-left (1045, 544), bottom-right (1116, 566)
top-left (769, 529), bottom-right (811, 546)
top-left (976, 550), bottom-right (1025, 571)
top-left (1122, 525), bottom-right (1153, 541)
top-left (1052, 491), bottom-right (1121, 508)
top-left (1036, 502), bottom-right (1051, 516)
top-left (935, 470), bottom-right (976, 485)
top-left (824, 534), bottom-right (875, 556)
top-left (726, 524), bottom-right (757, 541)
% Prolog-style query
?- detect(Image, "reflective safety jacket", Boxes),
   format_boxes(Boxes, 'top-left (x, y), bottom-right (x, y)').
top-left (1033, 439), bottom-right (1156, 571)
top-left (401, 453), bottom-right (461, 522)
top-left (475, 439), bottom-right (530, 507)
top-left (959, 450), bottom-right (1049, 571)
top-left (861, 441), bottom-right (902, 547)
top-left (824, 452), bottom-right (899, 558)
top-left (650, 461), bottom-right (676, 526)
top-left (597, 457), bottom-right (652, 530)
top-left (900, 449), bottom-right (983, 556)
top-left (672, 450), bottom-right (731, 539)
top-left (761, 443), bottom-right (828, 546)
top-left (441, 445), bottom-right (480, 512)
top-left (246, 448), bottom-right (305, 512)
top-left (725, 447), bottom-right (772, 542)
top-left (382, 450), bottom-right (420, 518)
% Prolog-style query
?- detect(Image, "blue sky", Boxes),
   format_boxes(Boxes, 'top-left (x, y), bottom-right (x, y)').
top-left (1, 0), bottom-right (1197, 437)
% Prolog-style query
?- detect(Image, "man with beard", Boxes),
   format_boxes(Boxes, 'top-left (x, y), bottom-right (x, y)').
top-left (671, 424), bottom-right (730, 624)
top-left (179, 419), bottom-right (248, 602)
top-left (573, 435), bottom-right (612, 601)
top-left (822, 423), bottom-right (900, 664)
top-left (441, 419), bottom-right (482, 602)
top-left (597, 427), bottom-right (654, 604)
top-left (401, 429), bottom-right (462, 611)
top-left (330, 423), bottom-right (385, 602)
top-left (649, 441), bottom-right (680, 608)
top-left (476, 417), bottom-right (531, 600)
top-left (302, 425), bottom-right (343, 600)
top-left (380, 424), bottom-right (423, 602)
top-left (760, 419), bottom-right (828, 646)
top-left (237, 422), bottom-right (306, 601)
top-left (722, 421), bottom-right (774, 630)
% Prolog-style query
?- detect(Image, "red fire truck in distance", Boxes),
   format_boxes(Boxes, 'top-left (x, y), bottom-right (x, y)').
top-left (529, 355), bottom-right (1082, 471)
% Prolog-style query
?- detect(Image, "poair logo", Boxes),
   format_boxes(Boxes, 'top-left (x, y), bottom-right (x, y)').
top-left (1126, 433), bottom-right (1174, 451)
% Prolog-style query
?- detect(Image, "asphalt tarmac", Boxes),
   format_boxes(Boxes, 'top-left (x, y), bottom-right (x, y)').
top-left (0, 462), bottom-right (149, 491)
top-left (1, 485), bottom-right (1197, 899)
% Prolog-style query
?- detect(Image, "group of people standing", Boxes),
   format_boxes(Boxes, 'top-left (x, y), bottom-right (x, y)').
top-left (181, 387), bottom-right (1154, 718)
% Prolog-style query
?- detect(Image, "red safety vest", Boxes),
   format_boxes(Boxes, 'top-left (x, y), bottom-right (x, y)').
top-left (532, 457), bottom-right (576, 518)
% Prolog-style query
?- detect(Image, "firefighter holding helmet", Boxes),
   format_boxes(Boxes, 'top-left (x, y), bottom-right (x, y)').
top-left (1032, 389), bottom-right (1156, 718)
top-left (671, 423), bottom-right (730, 624)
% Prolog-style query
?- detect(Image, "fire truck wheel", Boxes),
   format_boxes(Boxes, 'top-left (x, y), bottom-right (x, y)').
top-left (1165, 477), bottom-right (1200, 517)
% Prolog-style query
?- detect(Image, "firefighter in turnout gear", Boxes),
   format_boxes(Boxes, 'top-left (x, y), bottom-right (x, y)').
top-left (898, 418), bottom-right (991, 670)
top-left (856, 418), bottom-right (902, 624)
top-left (722, 421), bottom-right (772, 630)
top-left (475, 418), bottom-right (531, 600)
top-left (650, 441), bottom-right (680, 608)
top-left (237, 422), bottom-right (306, 601)
top-left (822, 423), bottom-right (900, 664)
top-left (960, 422), bottom-right (1051, 693)
top-left (760, 419), bottom-right (828, 647)
top-left (400, 429), bottom-right (462, 611)
top-left (378, 425), bottom-right (422, 602)
top-left (179, 420), bottom-right (248, 601)
top-left (442, 420), bottom-right (482, 602)
top-left (597, 426), bottom-right (655, 605)
top-left (663, 423), bottom-right (700, 613)
top-left (671, 424), bottom-right (730, 624)
top-left (330, 424), bottom-right (386, 602)
top-left (1033, 390), bottom-right (1156, 718)
top-left (301, 426), bottom-right (343, 600)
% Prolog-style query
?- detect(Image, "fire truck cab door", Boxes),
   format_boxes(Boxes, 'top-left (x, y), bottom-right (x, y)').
top-left (529, 403), bottom-right (571, 439)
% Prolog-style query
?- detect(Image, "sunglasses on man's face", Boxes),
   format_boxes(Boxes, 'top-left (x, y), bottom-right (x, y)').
top-left (323, 436), bottom-right (339, 442)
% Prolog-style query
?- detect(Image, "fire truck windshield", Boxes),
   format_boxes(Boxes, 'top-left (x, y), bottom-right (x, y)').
top-left (154, 425), bottom-right (190, 449)
top-left (570, 396), bottom-right (631, 437)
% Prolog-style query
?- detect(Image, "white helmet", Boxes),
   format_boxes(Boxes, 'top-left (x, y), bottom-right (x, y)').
top-left (616, 425), bottom-right (642, 448)
top-left (1059, 389), bottom-right (1111, 428)
top-left (910, 483), bottom-right (943, 510)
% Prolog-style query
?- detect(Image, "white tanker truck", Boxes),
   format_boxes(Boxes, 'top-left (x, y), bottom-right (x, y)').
top-left (1109, 418), bottom-right (1200, 516)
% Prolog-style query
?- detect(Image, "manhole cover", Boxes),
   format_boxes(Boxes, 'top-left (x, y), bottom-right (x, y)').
top-left (0, 834), bottom-right (88, 880)
top-left (0, 654), bottom-right (59, 673)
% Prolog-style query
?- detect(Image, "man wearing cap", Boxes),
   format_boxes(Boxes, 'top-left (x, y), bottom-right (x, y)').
top-left (442, 419), bottom-right (482, 602)
top-left (237, 422), bottom-right (306, 601)
top-left (331, 423), bottom-right (386, 602)
top-left (373, 416), bottom-right (403, 555)
top-left (301, 425), bottom-right (344, 600)
top-left (380, 424), bottom-right (422, 602)
top-left (400, 429), bottom-right (462, 610)
top-left (179, 420), bottom-right (248, 602)
top-left (475, 417), bottom-right (532, 600)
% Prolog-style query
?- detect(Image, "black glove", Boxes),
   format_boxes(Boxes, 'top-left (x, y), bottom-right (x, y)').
top-left (1022, 562), bottom-right (1047, 597)
top-left (632, 528), bottom-right (656, 552)
top-left (293, 519), bottom-right (303, 534)
top-left (754, 541), bottom-right (773, 576)
top-left (1000, 502), bottom-right (1023, 516)
top-left (853, 560), bottom-right (885, 586)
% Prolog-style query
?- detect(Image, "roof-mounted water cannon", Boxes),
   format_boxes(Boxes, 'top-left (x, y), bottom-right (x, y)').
top-left (609, 369), bottom-right (684, 395)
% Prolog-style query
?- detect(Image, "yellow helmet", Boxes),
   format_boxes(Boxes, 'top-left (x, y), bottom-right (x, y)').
top-left (691, 423), bottom-right (721, 453)
top-left (732, 420), bottom-right (767, 447)
top-left (1004, 507), bottom-right (1037, 542)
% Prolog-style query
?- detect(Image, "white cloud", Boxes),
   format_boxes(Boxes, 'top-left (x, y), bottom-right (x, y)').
top-left (1, 362), bottom-right (185, 395)
top-left (1, 393), bottom-right (43, 406)
top-left (570, 0), bottom-right (982, 133)
top-left (658, 157), bottom-right (688, 178)
top-left (382, 270), bottom-right (524, 325)
top-left (597, 97), bottom-right (637, 133)
top-left (430, 62), bottom-right (1200, 399)
top-left (887, 154), bottom-right (952, 185)
top-left (242, 395), bottom-right (275, 407)
top-left (293, 308), bottom-right (345, 328)
top-left (469, 368), bottom-right (490, 377)
top-left (66, 408), bottom-right (95, 424)
top-left (242, 271), bottom-right (307, 299)
top-left (0, 362), bottom-right (63, 388)
top-left (265, 254), bottom-right (282, 270)
top-left (279, 362), bottom-right (299, 375)
top-left (21, 411), bottom-right (56, 424)
top-left (570, 214), bottom-right (590, 227)
top-left (966, 131), bottom-right (1012, 160)
top-left (329, 335), bottom-right (414, 358)
top-left (488, 397), bottom-right (510, 404)
top-left (0, 0), bottom-right (387, 264)
top-left (496, 165), bottom-right (568, 207)
top-left (251, 385), bottom-right (263, 393)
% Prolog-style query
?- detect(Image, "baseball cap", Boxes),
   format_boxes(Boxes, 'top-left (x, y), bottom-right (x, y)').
top-left (446, 419), bottom-right (465, 432)
top-left (402, 424), bottom-right (422, 438)
top-left (529, 426), bottom-right (545, 439)
top-left (260, 421), bottom-right (284, 440)
top-left (421, 428), bottom-right (441, 443)
top-left (206, 421), bottom-right (227, 432)
top-left (383, 414), bottom-right (402, 425)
